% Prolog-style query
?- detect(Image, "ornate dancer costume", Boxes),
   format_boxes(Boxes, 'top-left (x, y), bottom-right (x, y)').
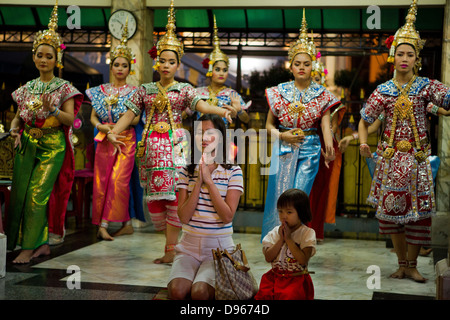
top-left (125, 1), bottom-right (201, 230)
top-left (6, 2), bottom-right (83, 250)
top-left (126, 82), bottom-right (200, 203)
top-left (195, 87), bottom-right (246, 128)
top-left (261, 11), bottom-right (341, 240)
top-left (87, 83), bottom-right (137, 225)
top-left (361, 1), bottom-right (450, 243)
top-left (86, 20), bottom-right (138, 226)
top-left (196, 16), bottom-right (249, 127)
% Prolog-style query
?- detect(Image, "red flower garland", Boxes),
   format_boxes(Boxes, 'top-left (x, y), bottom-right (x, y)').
top-left (148, 46), bottom-right (158, 59)
top-left (202, 58), bottom-right (210, 69)
top-left (385, 35), bottom-right (394, 49)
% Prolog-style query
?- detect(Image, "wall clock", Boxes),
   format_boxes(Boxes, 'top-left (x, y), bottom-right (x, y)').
top-left (108, 9), bottom-right (137, 40)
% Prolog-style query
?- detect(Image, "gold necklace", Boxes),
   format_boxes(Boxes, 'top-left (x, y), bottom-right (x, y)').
top-left (207, 85), bottom-right (226, 106)
top-left (104, 83), bottom-right (122, 108)
top-left (26, 77), bottom-right (55, 111)
top-left (392, 75), bottom-right (416, 120)
top-left (383, 75), bottom-right (425, 162)
top-left (136, 81), bottom-right (178, 158)
top-left (287, 84), bottom-right (308, 118)
top-left (153, 81), bottom-right (177, 113)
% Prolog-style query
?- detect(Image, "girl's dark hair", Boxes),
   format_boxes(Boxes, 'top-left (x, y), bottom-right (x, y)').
top-left (277, 188), bottom-right (312, 224)
top-left (187, 113), bottom-right (232, 176)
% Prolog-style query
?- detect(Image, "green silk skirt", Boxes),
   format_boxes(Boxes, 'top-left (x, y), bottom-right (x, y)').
top-left (6, 128), bottom-right (65, 251)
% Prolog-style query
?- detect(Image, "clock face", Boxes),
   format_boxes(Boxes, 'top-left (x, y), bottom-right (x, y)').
top-left (108, 10), bottom-right (137, 40)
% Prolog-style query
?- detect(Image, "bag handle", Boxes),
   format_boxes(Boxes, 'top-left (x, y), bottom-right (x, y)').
top-left (212, 244), bottom-right (250, 272)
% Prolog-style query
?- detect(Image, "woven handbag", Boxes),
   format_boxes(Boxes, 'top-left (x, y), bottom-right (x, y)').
top-left (212, 243), bottom-right (258, 300)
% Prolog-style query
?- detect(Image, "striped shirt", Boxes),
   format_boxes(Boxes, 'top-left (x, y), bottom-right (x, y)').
top-left (177, 165), bottom-right (244, 236)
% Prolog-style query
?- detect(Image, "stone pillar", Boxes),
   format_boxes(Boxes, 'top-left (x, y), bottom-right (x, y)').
top-left (111, 0), bottom-right (154, 86)
top-left (432, 0), bottom-right (450, 250)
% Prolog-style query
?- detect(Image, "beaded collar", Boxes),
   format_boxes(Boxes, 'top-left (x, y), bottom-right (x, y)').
top-left (277, 81), bottom-right (325, 104)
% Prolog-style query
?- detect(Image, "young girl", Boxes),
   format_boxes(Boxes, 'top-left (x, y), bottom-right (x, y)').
top-left (255, 188), bottom-right (316, 300)
top-left (167, 114), bottom-right (244, 300)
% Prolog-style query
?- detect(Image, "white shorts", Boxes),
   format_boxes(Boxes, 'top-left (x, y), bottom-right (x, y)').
top-left (168, 233), bottom-right (235, 287)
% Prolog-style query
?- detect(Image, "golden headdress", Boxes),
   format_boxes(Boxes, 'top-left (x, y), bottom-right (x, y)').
top-left (32, 0), bottom-right (64, 69)
top-left (110, 17), bottom-right (136, 75)
top-left (205, 15), bottom-right (229, 77)
top-left (387, 0), bottom-right (425, 64)
top-left (152, 0), bottom-right (184, 70)
top-left (288, 9), bottom-right (317, 65)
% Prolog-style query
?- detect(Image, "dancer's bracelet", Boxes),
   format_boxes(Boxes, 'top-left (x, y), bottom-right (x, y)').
top-left (359, 143), bottom-right (369, 149)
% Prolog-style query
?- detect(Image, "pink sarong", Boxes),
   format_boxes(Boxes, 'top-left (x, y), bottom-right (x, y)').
top-left (92, 128), bottom-right (136, 224)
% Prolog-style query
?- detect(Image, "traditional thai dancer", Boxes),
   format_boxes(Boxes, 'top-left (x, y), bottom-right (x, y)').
top-left (358, 0), bottom-right (450, 282)
top-left (106, 0), bottom-right (232, 264)
top-left (261, 10), bottom-right (340, 240)
top-left (6, 1), bottom-right (83, 263)
top-left (195, 15), bottom-right (250, 127)
top-left (86, 20), bottom-right (140, 240)
top-left (309, 60), bottom-right (346, 242)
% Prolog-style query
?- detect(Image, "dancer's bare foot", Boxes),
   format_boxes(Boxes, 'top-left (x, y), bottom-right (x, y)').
top-left (32, 244), bottom-right (51, 259)
top-left (154, 251), bottom-right (175, 264)
top-left (405, 267), bottom-right (427, 283)
top-left (112, 225), bottom-right (134, 237)
top-left (419, 247), bottom-right (432, 257)
top-left (12, 249), bottom-right (34, 264)
top-left (154, 245), bottom-right (176, 264)
top-left (97, 227), bottom-right (114, 241)
top-left (389, 267), bottom-right (406, 279)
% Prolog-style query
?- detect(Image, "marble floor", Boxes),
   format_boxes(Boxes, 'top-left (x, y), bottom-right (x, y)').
top-left (1, 217), bottom-right (440, 303)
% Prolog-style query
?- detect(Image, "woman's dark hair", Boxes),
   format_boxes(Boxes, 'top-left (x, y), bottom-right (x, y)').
top-left (277, 188), bottom-right (312, 224)
top-left (187, 113), bottom-right (232, 176)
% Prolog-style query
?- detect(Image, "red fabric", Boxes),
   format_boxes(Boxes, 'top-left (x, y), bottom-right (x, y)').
top-left (309, 136), bottom-right (342, 239)
top-left (309, 107), bottom-right (346, 239)
top-left (254, 270), bottom-right (314, 300)
top-left (47, 94), bottom-right (83, 237)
